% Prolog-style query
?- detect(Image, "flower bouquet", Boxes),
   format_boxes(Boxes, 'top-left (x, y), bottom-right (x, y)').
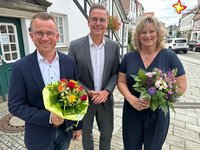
top-left (43, 79), bottom-right (89, 121)
top-left (132, 68), bottom-right (182, 115)
top-left (107, 16), bottom-right (121, 32)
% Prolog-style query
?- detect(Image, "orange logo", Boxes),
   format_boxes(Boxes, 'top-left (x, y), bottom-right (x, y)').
top-left (173, 0), bottom-right (187, 14)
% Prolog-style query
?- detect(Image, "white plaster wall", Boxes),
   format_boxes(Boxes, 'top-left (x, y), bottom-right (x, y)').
top-left (20, 18), bottom-right (35, 55)
top-left (48, 0), bottom-right (89, 43)
top-left (20, 1), bottom-right (90, 55)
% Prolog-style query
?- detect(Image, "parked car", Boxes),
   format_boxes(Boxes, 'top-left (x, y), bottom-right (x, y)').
top-left (165, 38), bottom-right (188, 53)
top-left (188, 40), bottom-right (197, 51)
top-left (193, 43), bottom-right (200, 52)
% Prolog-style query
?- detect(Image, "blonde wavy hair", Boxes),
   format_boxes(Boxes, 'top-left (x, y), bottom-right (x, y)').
top-left (133, 15), bottom-right (166, 51)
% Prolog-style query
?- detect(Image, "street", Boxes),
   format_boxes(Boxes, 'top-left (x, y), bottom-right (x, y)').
top-left (179, 50), bottom-right (200, 60)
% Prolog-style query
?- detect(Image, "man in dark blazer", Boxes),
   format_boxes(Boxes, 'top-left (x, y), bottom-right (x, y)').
top-left (68, 3), bottom-right (120, 150)
top-left (8, 12), bottom-right (81, 150)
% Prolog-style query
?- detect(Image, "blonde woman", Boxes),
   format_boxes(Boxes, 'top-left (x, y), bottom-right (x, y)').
top-left (117, 16), bottom-right (187, 150)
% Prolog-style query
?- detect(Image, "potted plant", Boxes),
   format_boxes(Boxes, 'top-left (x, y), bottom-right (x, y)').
top-left (107, 16), bottom-right (121, 32)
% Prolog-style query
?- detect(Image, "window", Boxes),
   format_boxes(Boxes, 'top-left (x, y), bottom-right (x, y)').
top-left (0, 23), bottom-right (20, 63)
top-left (55, 16), bottom-right (64, 44)
top-left (53, 14), bottom-right (68, 47)
top-left (124, 26), bottom-right (128, 44)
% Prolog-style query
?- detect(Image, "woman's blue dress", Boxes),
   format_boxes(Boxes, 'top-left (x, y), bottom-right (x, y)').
top-left (119, 49), bottom-right (185, 150)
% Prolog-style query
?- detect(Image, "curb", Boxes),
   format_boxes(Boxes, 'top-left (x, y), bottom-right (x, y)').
top-left (178, 54), bottom-right (200, 65)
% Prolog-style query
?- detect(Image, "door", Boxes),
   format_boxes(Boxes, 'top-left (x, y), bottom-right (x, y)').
top-left (0, 17), bottom-right (25, 102)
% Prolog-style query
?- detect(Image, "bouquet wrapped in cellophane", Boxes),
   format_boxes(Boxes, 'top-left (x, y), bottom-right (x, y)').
top-left (132, 68), bottom-right (182, 115)
top-left (43, 79), bottom-right (89, 121)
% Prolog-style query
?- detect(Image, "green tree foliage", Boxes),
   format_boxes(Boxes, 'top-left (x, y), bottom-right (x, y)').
top-left (128, 30), bottom-right (135, 51)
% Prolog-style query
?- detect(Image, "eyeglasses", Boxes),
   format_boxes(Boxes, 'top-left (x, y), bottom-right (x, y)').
top-left (33, 31), bottom-right (57, 39)
top-left (90, 17), bottom-right (107, 24)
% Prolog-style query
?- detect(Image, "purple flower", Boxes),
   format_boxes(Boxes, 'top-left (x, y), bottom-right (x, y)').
top-left (148, 87), bottom-right (156, 95)
top-left (147, 77), bottom-right (152, 87)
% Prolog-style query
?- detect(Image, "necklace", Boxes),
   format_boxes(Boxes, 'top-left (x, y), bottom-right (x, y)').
top-left (140, 52), bottom-right (151, 59)
top-left (140, 51), bottom-right (159, 62)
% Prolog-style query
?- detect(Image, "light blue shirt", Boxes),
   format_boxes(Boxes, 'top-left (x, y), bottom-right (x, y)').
top-left (37, 51), bottom-right (60, 86)
top-left (89, 35), bottom-right (105, 91)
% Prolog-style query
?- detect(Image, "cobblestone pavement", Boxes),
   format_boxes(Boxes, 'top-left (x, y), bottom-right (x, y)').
top-left (0, 54), bottom-right (200, 150)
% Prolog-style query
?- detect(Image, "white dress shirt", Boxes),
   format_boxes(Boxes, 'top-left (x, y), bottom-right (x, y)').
top-left (89, 35), bottom-right (105, 91)
top-left (37, 51), bottom-right (60, 86)
top-left (37, 50), bottom-right (60, 124)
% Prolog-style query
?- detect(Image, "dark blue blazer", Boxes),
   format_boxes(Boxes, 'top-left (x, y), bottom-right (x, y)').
top-left (8, 50), bottom-right (81, 150)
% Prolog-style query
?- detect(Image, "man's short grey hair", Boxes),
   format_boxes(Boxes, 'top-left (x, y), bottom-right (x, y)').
top-left (89, 3), bottom-right (108, 17)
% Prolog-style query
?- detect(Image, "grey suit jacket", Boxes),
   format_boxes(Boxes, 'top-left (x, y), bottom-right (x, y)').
top-left (68, 35), bottom-right (120, 109)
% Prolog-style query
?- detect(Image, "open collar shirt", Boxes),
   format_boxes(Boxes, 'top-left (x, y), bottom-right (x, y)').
top-left (89, 35), bottom-right (105, 91)
top-left (37, 50), bottom-right (60, 86)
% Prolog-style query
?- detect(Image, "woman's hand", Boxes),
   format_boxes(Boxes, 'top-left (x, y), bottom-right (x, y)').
top-left (128, 97), bottom-right (150, 111)
top-left (117, 72), bottom-right (150, 111)
top-left (138, 99), bottom-right (150, 110)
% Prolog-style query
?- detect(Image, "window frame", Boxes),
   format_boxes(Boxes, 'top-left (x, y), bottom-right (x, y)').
top-left (52, 13), bottom-right (68, 48)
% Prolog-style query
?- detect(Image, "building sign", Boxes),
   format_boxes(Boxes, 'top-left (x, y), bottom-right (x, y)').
top-left (0, 34), bottom-right (9, 44)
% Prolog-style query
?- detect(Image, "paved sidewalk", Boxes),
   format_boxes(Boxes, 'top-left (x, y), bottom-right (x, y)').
top-left (1, 53), bottom-right (200, 150)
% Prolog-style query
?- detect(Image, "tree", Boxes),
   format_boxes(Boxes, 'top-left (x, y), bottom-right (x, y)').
top-left (128, 30), bottom-right (134, 51)
top-left (176, 30), bottom-right (181, 37)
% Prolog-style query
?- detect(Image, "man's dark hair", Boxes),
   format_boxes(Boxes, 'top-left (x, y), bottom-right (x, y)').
top-left (30, 12), bottom-right (56, 31)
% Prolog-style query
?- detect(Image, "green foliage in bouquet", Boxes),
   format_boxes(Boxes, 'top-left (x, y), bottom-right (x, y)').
top-left (132, 68), bottom-right (182, 115)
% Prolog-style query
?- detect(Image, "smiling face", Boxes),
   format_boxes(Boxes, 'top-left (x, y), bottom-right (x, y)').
top-left (88, 8), bottom-right (108, 38)
top-left (139, 23), bottom-right (158, 49)
top-left (29, 18), bottom-right (59, 56)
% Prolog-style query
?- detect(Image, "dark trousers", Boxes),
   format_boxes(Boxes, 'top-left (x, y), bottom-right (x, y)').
top-left (82, 103), bottom-right (113, 150)
top-left (48, 125), bottom-right (71, 150)
top-left (123, 101), bottom-right (169, 150)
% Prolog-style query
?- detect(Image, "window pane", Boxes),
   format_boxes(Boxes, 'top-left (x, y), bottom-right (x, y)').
top-left (11, 44), bottom-right (16, 51)
top-left (9, 35), bottom-right (16, 42)
top-left (8, 26), bottom-right (14, 33)
top-left (3, 44), bottom-right (9, 52)
top-left (5, 53), bottom-right (11, 61)
top-left (12, 52), bottom-right (18, 60)
top-left (58, 27), bottom-right (63, 34)
top-left (59, 35), bottom-right (64, 43)
top-left (56, 17), bottom-right (63, 25)
top-left (0, 25), bottom-right (7, 33)
top-left (54, 15), bottom-right (65, 44)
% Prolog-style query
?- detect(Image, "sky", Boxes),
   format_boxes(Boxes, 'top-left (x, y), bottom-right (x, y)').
top-left (137, 0), bottom-right (198, 27)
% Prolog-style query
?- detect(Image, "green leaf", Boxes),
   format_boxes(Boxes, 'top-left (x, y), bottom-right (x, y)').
top-left (160, 105), bottom-right (168, 116)
top-left (150, 99), bottom-right (158, 111)
top-left (49, 93), bottom-right (59, 105)
top-left (168, 102), bottom-right (175, 112)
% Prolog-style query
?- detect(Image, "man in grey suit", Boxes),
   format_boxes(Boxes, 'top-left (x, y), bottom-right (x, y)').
top-left (68, 3), bottom-right (120, 150)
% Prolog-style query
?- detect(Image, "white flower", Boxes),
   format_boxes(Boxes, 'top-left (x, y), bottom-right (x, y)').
top-left (155, 79), bottom-right (167, 90)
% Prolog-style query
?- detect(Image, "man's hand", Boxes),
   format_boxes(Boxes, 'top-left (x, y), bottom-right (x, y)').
top-left (92, 90), bottom-right (109, 104)
top-left (73, 130), bottom-right (82, 140)
top-left (87, 90), bottom-right (98, 98)
top-left (51, 113), bottom-right (64, 126)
